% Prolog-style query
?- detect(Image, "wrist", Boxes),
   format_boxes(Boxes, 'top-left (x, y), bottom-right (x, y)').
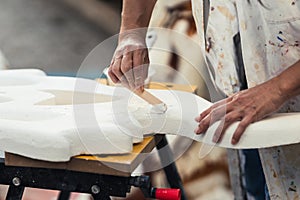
top-left (118, 29), bottom-right (147, 45)
top-left (276, 61), bottom-right (300, 101)
top-left (265, 76), bottom-right (289, 107)
top-left (119, 27), bottom-right (147, 38)
top-left (270, 73), bottom-right (296, 105)
top-left (277, 77), bottom-right (294, 101)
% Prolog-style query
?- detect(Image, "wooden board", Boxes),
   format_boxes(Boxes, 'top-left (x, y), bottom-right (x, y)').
top-left (96, 79), bottom-right (197, 94)
top-left (5, 135), bottom-right (162, 177)
top-left (148, 82), bottom-right (197, 94)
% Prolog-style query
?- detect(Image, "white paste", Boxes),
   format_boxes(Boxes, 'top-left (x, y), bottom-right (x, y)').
top-left (151, 103), bottom-right (168, 114)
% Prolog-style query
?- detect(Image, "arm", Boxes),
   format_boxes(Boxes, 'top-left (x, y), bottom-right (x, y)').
top-left (120, 0), bottom-right (157, 34)
top-left (276, 61), bottom-right (300, 100)
top-left (194, 60), bottom-right (300, 144)
top-left (108, 0), bottom-right (157, 92)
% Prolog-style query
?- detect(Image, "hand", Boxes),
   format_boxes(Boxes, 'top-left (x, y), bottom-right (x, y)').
top-left (108, 32), bottom-right (149, 93)
top-left (194, 80), bottom-right (287, 144)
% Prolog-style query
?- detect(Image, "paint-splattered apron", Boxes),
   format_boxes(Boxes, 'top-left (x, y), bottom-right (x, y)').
top-left (191, 0), bottom-right (300, 199)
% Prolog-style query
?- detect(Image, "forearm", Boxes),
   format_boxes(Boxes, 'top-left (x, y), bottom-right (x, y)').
top-left (120, 0), bottom-right (157, 39)
top-left (273, 60), bottom-right (300, 101)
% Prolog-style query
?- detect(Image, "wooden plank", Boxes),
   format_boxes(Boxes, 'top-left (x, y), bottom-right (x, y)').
top-left (148, 82), bottom-right (197, 93)
top-left (134, 90), bottom-right (165, 106)
top-left (96, 79), bottom-right (198, 94)
top-left (5, 136), bottom-right (162, 177)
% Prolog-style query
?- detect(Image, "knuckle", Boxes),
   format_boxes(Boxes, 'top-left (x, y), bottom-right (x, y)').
top-left (251, 105), bottom-right (257, 110)
top-left (239, 121), bottom-right (248, 129)
top-left (135, 43), bottom-right (145, 50)
top-left (124, 46), bottom-right (133, 54)
top-left (122, 64), bottom-right (131, 71)
top-left (247, 111), bottom-right (256, 119)
top-left (200, 112), bottom-right (206, 118)
top-left (211, 108), bottom-right (218, 115)
top-left (200, 110), bottom-right (209, 118)
top-left (238, 109), bottom-right (245, 116)
top-left (210, 103), bottom-right (219, 111)
top-left (233, 93), bottom-right (244, 104)
top-left (142, 51), bottom-right (149, 60)
top-left (201, 120), bottom-right (209, 128)
top-left (120, 75), bottom-right (126, 81)
top-left (135, 49), bottom-right (143, 55)
top-left (111, 66), bottom-right (120, 74)
top-left (115, 49), bottom-right (124, 57)
top-left (211, 109), bottom-right (221, 120)
top-left (225, 115), bottom-right (232, 123)
top-left (108, 69), bottom-right (113, 76)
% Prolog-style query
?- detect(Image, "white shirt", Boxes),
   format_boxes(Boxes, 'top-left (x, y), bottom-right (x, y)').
top-left (192, 0), bottom-right (300, 112)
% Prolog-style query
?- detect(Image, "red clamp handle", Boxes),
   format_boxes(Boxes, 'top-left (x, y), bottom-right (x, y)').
top-left (153, 188), bottom-right (181, 200)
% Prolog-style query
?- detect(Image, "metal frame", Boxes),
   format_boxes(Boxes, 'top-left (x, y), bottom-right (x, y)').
top-left (155, 135), bottom-right (187, 200)
top-left (0, 160), bottom-right (133, 200)
top-left (0, 135), bottom-right (186, 200)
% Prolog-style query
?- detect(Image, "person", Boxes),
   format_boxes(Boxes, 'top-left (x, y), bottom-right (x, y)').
top-left (108, 0), bottom-right (300, 199)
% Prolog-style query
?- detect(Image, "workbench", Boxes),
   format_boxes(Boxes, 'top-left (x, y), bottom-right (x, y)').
top-left (0, 81), bottom-right (196, 200)
top-left (1, 135), bottom-right (185, 200)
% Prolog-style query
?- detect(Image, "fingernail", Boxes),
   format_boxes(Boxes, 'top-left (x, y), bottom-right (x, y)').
top-left (213, 137), bottom-right (218, 143)
top-left (231, 138), bottom-right (237, 144)
top-left (197, 126), bottom-right (203, 134)
top-left (213, 134), bottom-right (219, 143)
top-left (135, 87), bottom-right (144, 93)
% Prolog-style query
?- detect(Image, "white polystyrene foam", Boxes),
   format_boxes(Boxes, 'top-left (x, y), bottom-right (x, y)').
top-left (0, 69), bottom-right (299, 162)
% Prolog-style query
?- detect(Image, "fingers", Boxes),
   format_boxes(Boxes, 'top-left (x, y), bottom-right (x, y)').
top-left (194, 93), bottom-right (254, 144)
top-left (109, 56), bottom-right (123, 83)
top-left (194, 84), bottom-right (280, 145)
top-left (212, 112), bottom-right (242, 143)
top-left (195, 103), bottom-right (232, 134)
top-left (195, 98), bottom-right (232, 122)
top-left (195, 108), bottom-right (211, 122)
top-left (194, 114), bottom-right (210, 134)
top-left (141, 50), bottom-right (149, 81)
top-left (195, 108), bottom-right (246, 144)
top-left (231, 116), bottom-right (253, 144)
top-left (109, 44), bottom-right (149, 91)
top-left (108, 65), bottom-right (119, 83)
top-left (133, 49), bottom-right (148, 92)
top-left (121, 52), bottom-right (135, 89)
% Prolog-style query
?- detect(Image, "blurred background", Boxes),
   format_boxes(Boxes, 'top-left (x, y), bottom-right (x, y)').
top-left (0, 0), bottom-right (232, 199)
top-left (0, 0), bottom-right (122, 77)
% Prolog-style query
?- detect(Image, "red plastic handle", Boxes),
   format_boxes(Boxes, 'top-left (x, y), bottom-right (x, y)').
top-left (155, 188), bottom-right (181, 200)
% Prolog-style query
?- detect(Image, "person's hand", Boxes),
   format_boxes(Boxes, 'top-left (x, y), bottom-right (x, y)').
top-left (194, 80), bottom-right (287, 144)
top-left (108, 32), bottom-right (149, 93)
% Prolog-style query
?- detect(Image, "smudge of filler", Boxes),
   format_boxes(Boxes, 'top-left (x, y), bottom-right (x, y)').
top-left (134, 90), bottom-right (167, 114)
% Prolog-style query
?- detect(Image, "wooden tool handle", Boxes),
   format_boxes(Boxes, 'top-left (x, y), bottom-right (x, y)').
top-left (134, 90), bottom-right (164, 105)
